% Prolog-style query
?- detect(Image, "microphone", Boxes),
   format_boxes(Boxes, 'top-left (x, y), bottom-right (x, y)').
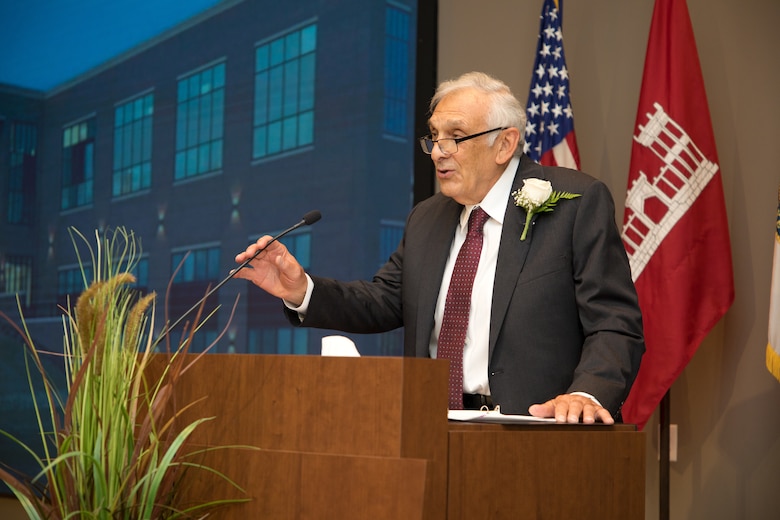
top-left (232, 209), bottom-right (321, 274)
top-left (153, 210), bottom-right (322, 347)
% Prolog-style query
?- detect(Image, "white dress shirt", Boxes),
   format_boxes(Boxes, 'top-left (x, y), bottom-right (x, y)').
top-left (428, 158), bottom-right (519, 395)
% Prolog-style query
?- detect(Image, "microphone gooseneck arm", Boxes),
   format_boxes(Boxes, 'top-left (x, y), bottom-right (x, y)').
top-left (153, 210), bottom-right (322, 347)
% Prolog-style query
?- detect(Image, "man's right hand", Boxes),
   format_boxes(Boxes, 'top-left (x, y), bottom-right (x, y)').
top-left (233, 236), bottom-right (308, 306)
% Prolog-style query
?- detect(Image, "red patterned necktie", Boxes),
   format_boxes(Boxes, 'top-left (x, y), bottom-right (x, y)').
top-left (438, 207), bottom-right (489, 409)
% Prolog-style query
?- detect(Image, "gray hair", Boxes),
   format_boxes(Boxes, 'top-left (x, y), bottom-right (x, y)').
top-left (429, 71), bottom-right (527, 155)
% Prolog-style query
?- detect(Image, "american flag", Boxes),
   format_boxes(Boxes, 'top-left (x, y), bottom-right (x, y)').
top-left (523, 0), bottom-right (580, 169)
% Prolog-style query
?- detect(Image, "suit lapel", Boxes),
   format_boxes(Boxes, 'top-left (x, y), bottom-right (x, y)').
top-left (414, 199), bottom-right (462, 355)
top-left (489, 156), bottom-right (547, 354)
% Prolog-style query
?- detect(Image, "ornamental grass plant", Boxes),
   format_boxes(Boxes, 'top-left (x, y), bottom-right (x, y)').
top-left (0, 227), bottom-right (246, 519)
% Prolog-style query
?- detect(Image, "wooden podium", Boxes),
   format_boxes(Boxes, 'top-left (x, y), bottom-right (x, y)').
top-left (154, 354), bottom-right (644, 519)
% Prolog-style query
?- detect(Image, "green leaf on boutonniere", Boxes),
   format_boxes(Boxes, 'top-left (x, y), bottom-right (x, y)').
top-left (512, 178), bottom-right (581, 240)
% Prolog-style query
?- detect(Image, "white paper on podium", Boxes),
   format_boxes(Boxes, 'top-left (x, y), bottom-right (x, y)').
top-left (321, 335), bottom-right (360, 357)
top-left (447, 409), bottom-right (556, 424)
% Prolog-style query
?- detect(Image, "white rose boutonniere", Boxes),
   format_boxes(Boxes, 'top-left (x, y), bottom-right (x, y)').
top-left (511, 178), bottom-right (581, 240)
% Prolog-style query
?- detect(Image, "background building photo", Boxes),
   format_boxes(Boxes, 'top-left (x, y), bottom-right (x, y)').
top-left (0, 0), bottom-right (435, 489)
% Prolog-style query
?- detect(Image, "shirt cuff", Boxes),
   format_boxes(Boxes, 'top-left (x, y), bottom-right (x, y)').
top-left (283, 274), bottom-right (314, 321)
top-left (570, 391), bottom-right (602, 407)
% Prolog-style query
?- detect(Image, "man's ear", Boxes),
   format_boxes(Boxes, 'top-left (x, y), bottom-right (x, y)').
top-left (495, 127), bottom-right (521, 164)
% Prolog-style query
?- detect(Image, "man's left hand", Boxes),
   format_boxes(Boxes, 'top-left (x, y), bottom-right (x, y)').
top-left (528, 394), bottom-right (614, 424)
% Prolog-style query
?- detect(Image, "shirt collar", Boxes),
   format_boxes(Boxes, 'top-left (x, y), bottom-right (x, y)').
top-left (460, 156), bottom-right (520, 230)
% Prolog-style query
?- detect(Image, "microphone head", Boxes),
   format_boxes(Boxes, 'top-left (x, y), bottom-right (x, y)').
top-left (302, 210), bottom-right (322, 225)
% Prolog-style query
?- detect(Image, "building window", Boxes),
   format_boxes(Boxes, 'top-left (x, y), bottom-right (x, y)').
top-left (169, 245), bottom-right (221, 353)
top-left (379, 328), bottom-right (403, 356)
top-left (57, 265), bottom-right (93, 310)
top-left (248, 229), bottom-right (312, 269)
top-left (253, 23), bottom-right (317, 159)
top-left (132, 257), bottom-right (149, 288)
top-left (7, 122), bottom-right (37, 224)
top-left (248, 326), bottom-right (308, 354)
top-left (113, 93), bottom-right (153, 196)
top-left (57, 266), bottom-right (92, 295)
top-left (379, 219), bottom-right (404, 266)
top-left (171, 245), bottom-right (220, 283)
top-left (0, 255), bottom-right (33, 297)
top-left (280, 230), bottom-right (312, 269)
top-left (246, 228), bottom-right (312, 354)
top-left (61, 119), bottom-right (95, 210)
top-left (175, 62), bottom-right (225, 180)
top-left (384, 5), bottom-right (410, 136)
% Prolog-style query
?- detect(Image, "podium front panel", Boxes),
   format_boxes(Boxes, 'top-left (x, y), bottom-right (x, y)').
top-left (447, 425), bottom-right (645, 520)
top-left (179, 447), bottom-right (429, 520)
top-left (148, 354), bottom-right (450, 520)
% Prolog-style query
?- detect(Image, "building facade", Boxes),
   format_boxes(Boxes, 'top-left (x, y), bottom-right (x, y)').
top-left (0, 0), bottom-right (421, 357)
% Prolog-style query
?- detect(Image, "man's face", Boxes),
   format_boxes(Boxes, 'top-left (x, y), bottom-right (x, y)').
top-left (427, 88), bottom-right (507, 206)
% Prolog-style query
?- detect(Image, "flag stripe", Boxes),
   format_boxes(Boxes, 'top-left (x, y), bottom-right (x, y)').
top-left (551, 134), bottom-right (578, 170)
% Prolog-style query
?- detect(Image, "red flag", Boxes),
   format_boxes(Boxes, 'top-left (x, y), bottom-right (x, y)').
top-left (620, 0), bottom-right (734, 430)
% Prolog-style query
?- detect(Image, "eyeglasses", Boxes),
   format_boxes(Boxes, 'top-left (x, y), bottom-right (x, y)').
top-left (418, 127), bottom-right (507, 155)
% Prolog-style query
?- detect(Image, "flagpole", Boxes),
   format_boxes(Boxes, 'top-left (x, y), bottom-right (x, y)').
top-left (618, 0), bottom-right (734, 513)
top-left (659, 390), bottom-right (670, 520)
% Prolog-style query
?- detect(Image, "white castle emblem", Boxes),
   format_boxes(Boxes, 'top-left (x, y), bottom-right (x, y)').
top-left (621, 102), bottom-right (719, 281)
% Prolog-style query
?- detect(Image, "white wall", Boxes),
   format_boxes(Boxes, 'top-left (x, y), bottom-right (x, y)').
top-left (439, 0), bottom-right (780, 518)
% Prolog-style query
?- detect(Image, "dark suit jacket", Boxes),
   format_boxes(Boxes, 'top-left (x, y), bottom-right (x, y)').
top-left (291, 154), bottom-right (644, 416)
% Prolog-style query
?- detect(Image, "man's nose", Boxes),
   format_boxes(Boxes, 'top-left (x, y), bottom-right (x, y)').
top-left (430, 142), bottom-right (449, 160)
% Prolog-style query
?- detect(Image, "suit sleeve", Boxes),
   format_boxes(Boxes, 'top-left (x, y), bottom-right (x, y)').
top-left (568, 180), bottom-right (645, 414)
top-left (283, 217), bottom-right (410, 334)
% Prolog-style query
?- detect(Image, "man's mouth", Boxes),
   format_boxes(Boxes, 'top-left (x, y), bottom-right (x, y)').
top-left (437, 166), bottom-right (455, 179)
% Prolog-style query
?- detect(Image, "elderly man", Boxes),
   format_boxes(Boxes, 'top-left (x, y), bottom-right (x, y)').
top-left (235, 71), bottom-right (644, 424)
